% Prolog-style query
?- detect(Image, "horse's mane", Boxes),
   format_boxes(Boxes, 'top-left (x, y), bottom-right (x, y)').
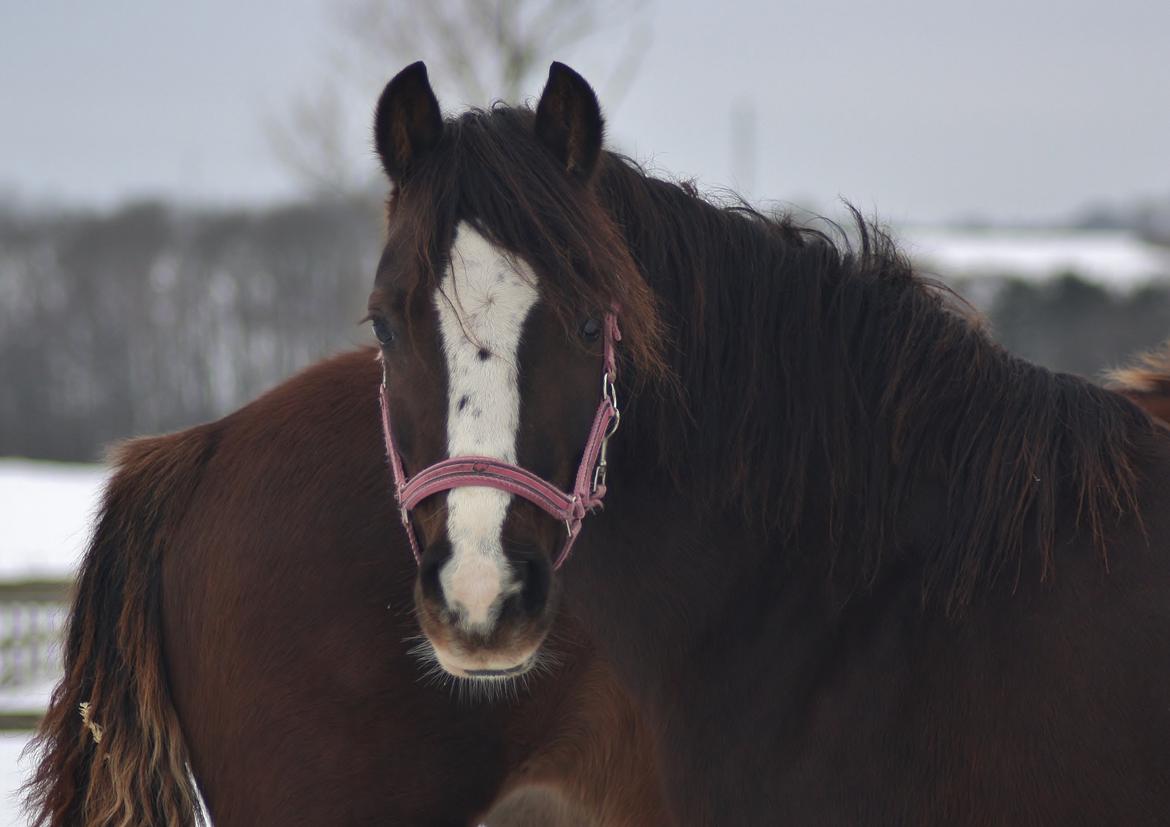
top-left (596, 155), bottom-right (1152, 610)
top-left (400, 104), bottom-right (1153, 611)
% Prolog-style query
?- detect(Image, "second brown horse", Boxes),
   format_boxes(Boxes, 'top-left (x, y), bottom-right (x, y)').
top-left (26, 348), bottom-right (668, 826)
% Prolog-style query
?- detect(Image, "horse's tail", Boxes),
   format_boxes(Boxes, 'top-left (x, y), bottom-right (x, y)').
top-left (1108, 343), bottom-right (1170, 427)
top-left (1109, 343), bottom-right (1170, 395)
top-left (24, 427), bottom-right (217, 827)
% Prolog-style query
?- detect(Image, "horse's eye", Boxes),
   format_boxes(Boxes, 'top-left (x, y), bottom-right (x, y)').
top-left (371, 317), bottom-right (396, 347)
top-left (580, 318), bottom-right (602, 342)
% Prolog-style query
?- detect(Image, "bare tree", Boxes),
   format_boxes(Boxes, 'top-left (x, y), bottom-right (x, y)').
top-left (267, 0), bottom-right (650, 195)
top-left (337, 0), bottom-right (648, 105)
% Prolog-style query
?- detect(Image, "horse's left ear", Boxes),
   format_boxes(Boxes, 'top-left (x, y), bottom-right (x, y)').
top-left (534, 62), bottom-right (605, 182)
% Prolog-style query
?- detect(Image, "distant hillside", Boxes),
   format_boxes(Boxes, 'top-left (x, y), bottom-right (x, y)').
top-left (1070, 196), bottom-right (1170, 245)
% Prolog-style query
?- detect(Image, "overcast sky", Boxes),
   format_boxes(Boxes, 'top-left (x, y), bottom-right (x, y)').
top-left (3, 0), bottom-right (1168, 224)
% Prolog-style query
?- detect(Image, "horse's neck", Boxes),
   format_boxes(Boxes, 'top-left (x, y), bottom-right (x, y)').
top-left (624, 222), bottom-right (852, 542)
top-left (569, 480), bottom-right (883, 816)
top-left (571, 482), bottom-right (775, 687)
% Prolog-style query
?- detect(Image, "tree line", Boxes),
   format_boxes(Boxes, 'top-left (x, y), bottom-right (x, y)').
top-left (3, 198), bottom-right (1170, 462)
top-left (1, 198), bottom-right (381, 460)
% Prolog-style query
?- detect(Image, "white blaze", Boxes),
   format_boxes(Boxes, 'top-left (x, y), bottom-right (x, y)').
top-left (435, 223), bottom-right (539, 631)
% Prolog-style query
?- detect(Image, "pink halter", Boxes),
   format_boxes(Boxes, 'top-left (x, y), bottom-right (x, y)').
top-left (379, 313), bottom-right (622, 570)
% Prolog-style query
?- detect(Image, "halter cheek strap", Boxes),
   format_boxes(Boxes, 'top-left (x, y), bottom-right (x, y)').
top-left (379, 312), bottom-right (621, 569)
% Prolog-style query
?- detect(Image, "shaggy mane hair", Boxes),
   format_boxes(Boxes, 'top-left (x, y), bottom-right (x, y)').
top-left (390, 104), bottom-right (1152, 611)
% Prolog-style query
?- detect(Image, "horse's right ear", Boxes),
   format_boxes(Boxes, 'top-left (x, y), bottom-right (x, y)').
top-left (534, 62), bottom-right (604, 182)
top-left (374, 62), bottom-right (443, 183)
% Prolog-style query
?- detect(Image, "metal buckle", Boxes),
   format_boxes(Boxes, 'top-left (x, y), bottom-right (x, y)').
top-left (602, 372), bottom-right (618, 411)
top-left (604, 407), bottom-right (621, 439)
top-left (591, 446), bottom-right (608, 492)
top-left (591, 372), bottom-right (621, 494)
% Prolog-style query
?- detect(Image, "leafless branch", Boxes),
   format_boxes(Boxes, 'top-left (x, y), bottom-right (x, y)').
top-left (269, 0), bottom-right (651, 194)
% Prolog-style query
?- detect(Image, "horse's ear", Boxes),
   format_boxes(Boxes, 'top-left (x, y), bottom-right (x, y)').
top-left (374, 62), bottom-right (443, 183)
top-left (534, 62), bottom-right (605, 182)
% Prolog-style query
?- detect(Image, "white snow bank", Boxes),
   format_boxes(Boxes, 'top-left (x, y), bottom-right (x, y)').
top-left (0, 459), bottom-right (108, 580)
top-left (0, 733), bottom-right (35, 826)
top-left (903, 228), bottom-right (1170, 291)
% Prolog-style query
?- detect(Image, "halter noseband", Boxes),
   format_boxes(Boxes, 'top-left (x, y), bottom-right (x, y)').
top-left (379, 312), bottom-right (622, 570)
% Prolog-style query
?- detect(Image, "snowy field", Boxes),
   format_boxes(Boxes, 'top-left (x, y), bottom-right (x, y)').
top-left (0, 459), bottom-right (107, 581)
top-left (0, 459), bottom-right (106, 825)
top-left (1, 734), bottom-right (37, 826)
top-left (903, 227), bottom-right (1170, 290)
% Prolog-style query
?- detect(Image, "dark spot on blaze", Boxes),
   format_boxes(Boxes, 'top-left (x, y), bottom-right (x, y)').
top-left (472, 409), bottom-right (483, 419)
top-left (478, 348), bottom-right (491, 361)
top-left (458, 395), bottom-right (469, 411)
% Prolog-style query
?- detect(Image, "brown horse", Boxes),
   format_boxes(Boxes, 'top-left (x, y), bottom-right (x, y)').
top-left (25, 348), bottom-right (667, 826)
top-left (372, 62), bottom-right (1170, 824)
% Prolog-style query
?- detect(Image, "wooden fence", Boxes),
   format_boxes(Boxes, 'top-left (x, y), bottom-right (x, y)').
top-left (0, 580), bottom-right (71, 731)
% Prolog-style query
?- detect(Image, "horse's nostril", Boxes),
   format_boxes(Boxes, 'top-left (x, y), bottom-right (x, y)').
top-left (516, 554), bottom-right (551, 616)
top-left (418, 545), bottom-right (448, 604)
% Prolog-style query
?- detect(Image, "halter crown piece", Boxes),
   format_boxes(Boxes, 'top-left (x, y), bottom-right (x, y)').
top-left (379, 311), bottom-right (622, 570)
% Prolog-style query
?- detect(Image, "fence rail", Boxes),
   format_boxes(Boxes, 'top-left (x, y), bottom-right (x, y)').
top-left (0, 579), bottom-right (71, 731)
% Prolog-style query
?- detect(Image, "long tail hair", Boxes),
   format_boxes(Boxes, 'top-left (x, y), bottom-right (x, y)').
top-left (1110, 342), bottom-right (1170, 394)
top-left (24, 428), bottom-right (215, 826)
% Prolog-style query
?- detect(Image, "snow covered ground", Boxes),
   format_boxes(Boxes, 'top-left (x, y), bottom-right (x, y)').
top-left (0, 733), bottom-right (36, 826)
top-left (0, 459), bottom-right (105, 825)
top-left (902, 228), bottom-right (1170, 291)
top-left (0, 459), bottom-right (107, 581)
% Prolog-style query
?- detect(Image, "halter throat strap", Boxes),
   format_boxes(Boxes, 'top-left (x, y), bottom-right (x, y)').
top-left (379, 312), bottom-right (621, 569)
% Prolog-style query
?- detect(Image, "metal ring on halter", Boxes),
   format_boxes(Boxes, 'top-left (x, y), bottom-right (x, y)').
top-left (589, 371), bottom-right (622, 495)
top-left (602, 372), bottom-right (618, 409)
top-left (591, 452), bottom-right (608, 493)
top-left (604, 408), bottom-right (621, 439)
